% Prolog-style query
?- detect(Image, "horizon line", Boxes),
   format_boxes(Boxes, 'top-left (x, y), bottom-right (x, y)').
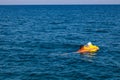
top-left (0, 3), bottom-right (120, 5)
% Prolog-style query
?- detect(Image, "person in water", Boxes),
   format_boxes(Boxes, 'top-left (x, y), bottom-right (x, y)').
top-left (77, 42), bottom-right (99, 54)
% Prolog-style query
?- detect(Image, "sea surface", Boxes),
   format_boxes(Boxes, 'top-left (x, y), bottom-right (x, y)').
top-left (0, 5), bottom-right (120, 80)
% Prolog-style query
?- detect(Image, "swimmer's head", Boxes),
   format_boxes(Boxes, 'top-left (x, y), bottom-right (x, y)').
top-left (87, 42), bottom-right (92, 46)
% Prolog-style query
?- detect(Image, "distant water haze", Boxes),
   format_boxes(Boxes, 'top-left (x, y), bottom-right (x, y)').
top-left (0, 0), bottom-right (120, 5)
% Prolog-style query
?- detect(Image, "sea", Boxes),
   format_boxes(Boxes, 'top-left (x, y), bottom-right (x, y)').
top-left (0, 5), bottom-right (120, 80)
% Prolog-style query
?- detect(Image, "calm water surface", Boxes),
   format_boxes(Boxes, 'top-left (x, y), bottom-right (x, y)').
top-left (0, 5), bottom-right (120, 80)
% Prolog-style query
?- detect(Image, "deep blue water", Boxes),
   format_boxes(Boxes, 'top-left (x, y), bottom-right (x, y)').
top-left (0, 5), bottom-right (120, 80)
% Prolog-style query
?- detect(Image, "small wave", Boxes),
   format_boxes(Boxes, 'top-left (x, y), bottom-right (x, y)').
top-left (49, 52), bottom-right (96, 63)
top-left (86, 21), bottom-right (117, 26)
top-left (95, 29), bottom-right (108, 33)
top-left (49, 21), bottom-right (64, 25)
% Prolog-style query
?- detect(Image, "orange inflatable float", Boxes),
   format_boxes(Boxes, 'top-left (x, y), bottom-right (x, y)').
top-left (77, 42), bottom-right (99, 54)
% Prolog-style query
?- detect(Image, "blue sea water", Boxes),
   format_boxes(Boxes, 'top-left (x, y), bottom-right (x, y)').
top-left (0, 5), bottom-right (120, 80)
